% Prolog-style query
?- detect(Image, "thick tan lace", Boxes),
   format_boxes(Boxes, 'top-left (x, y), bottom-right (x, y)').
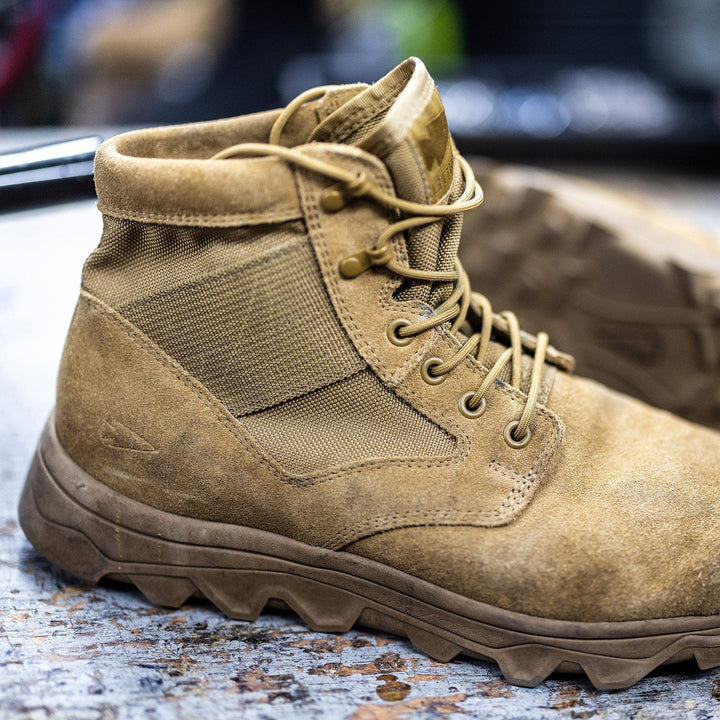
top-left (211, 104), bottom-right (555, 444)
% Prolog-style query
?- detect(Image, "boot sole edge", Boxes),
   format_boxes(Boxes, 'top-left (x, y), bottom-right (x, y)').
top-left (18, 413), bottom-right (720, 690)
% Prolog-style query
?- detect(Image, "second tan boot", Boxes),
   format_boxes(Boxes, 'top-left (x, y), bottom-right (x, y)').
top-left (461, 160), bottom-right (720, 428)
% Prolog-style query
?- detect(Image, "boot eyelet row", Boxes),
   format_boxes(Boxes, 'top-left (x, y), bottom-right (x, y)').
top-left (421, 362), bottom-right (528, 447)
top-left (458, 392), bottom-right (486, 419)
top-left (387, 319), bottom-right (413, 347)
top-left (504, 420), bottom-right (532, 449)
top-left (420, 357), bottom-right (446, 385)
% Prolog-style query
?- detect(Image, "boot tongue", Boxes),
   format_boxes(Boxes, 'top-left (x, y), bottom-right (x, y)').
top-left (310, 57), bottom-right (454, 204)
top-left (310, 58), bottom-right (458, 304)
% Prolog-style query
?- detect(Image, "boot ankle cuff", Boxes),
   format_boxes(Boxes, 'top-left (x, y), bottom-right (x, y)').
top-left (94, 114), bottom-right (303, 227)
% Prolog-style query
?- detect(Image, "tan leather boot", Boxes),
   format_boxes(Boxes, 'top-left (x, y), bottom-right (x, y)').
top-left (461, 160), bottom-right (720, 428)
top-left (19, 57), bottom-right (720, 689)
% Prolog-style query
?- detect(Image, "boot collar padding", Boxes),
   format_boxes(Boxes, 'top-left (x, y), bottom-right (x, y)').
top-left (94, 110), bottom-right (304, 227)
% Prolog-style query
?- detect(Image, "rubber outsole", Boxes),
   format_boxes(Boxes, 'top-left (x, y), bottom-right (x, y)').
top-left (17, 415), bottom-right (720, 690)
top-left (462, 160), bottom-right (720, 428)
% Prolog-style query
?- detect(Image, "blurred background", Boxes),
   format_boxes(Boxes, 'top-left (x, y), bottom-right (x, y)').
top-left (0, 0), bottom-right (719, 166)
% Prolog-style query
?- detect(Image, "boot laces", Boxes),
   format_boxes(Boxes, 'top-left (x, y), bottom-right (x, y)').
top-left (211, 88), bottom-right (573, 445)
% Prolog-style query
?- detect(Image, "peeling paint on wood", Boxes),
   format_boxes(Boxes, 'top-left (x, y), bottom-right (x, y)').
top-left (3, 176), bottom-right (720, 719)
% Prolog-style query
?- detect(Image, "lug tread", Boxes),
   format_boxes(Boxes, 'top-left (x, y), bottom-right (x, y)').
top-left (129, 575), bottom-right (196, 608)
top-left (105, 565), bottom-right (720, 689)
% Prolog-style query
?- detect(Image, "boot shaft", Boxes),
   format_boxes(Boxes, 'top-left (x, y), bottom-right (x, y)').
top-left (60, 61), bottom-right (476, 481)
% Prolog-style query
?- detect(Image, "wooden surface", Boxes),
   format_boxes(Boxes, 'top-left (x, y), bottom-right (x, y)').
top-left (2, 142), bottom-right (720, 719)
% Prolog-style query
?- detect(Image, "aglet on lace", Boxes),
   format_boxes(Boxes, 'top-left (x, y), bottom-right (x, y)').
top-left (339, 245), bottom-right (395, 279)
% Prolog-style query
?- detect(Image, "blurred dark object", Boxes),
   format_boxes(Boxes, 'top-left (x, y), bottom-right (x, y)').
top-left (439, 62), bottom-right (719, 167)
top-left (290, 0), bottom-right (720, 168)
top-left (0, 0), bottom-right (58, 124)
top-left (0, 135), bottom-right (100, 210)
top-left (0, 0), bottom-right (50, 99)
top-left (449, 0), bottom-right (720, 166)
top-left (0, 0), bottom-right (718, 169)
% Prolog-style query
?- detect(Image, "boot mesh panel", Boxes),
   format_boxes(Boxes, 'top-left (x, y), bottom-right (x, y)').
top-left (83, 217), bottom-right (307, 307)
top-left (240, 369), bottom-right (456, 476)
top-left (94, 223), bottom-right (364, 415)
top-left (84, 216), bottom-right (457, 470)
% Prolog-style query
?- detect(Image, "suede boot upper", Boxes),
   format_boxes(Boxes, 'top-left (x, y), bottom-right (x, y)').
top-left (55, 57), bottom-right (720, 625)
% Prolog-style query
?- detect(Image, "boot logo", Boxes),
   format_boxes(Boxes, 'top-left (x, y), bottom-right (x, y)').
top-left (101, 418), bottom-right (156, 453)
top-left (410, 89), bottom-right (453, 202)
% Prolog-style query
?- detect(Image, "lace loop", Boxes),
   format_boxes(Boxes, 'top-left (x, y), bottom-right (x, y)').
top-left (345, 171), bottom-right (371, 197)
top-left (268, 85), bottom-right (336, 146)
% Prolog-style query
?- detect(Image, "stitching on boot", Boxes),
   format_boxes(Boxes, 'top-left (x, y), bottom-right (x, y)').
top-left (326, 398), bottom-right (564, 549)
top-left (79, 291), bottom-right (285, 480)
top-left (295, 160), bottom-right (394, 380)
top-left (80, 291), bottom-right (467, 486)
top-left (319, 92), bottom-right (396, 144)
top-left (98, 205), bottom-right (303, 228)
top-left (295, 153), bottom-right (473, 455)
top-left (293, 147), bottom-right (564, 487)
top-left (117, 239), bottom-right (365, 415)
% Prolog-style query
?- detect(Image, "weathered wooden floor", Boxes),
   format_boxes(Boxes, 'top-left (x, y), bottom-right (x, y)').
top-left (2, 152), bottom-right (720, 719)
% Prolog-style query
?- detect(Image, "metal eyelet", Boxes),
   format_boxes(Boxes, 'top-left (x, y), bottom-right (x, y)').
top-left (504, 420), bottom-right (532, 449)
top-left (458, 392), bottom-right (486, 419)
top-left (387, 319), bottom-right (413, 347)
top-left (421, 358), bottom-right (446, 385)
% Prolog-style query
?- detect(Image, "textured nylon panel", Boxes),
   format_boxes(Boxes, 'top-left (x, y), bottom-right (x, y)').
top-left (83, 217), bottom-right (304, 307)
top-left (342, 111), bottom-right (388, 144)
top-left (395, 156), bottom-right (465, 308)
top-left (119, 235), bottom-right (365, 416)
top-left (240, 369), bottom-right (456, 476)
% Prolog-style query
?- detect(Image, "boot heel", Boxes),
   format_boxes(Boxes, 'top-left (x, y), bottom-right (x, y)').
top-left (18, 448), bottom-right (111, 583)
